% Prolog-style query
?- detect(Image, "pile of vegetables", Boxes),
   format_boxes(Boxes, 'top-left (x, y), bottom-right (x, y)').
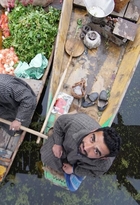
top-left (3, 3), bottom-right (61, 63)
top-left (0, 13), bottom-right (10, 37)
top-left (0, 47), bottom-right (19, 75)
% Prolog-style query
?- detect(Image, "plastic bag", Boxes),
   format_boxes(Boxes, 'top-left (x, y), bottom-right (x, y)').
top-left (51, 92), bottom-right (74, 115)
top-left (14, 53), bottom-right (48, 79)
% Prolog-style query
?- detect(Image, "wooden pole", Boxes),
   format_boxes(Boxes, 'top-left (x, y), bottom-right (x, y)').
top-left (0, 118), bottom-right (48, 140)
top-left (36, 54), bottom-right (73, 143)
top-left (36, 39), bottom-right (85, 144)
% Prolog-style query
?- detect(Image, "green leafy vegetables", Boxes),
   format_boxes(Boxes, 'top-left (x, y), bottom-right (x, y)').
top-left (3, 4), bottom-right (61, 63)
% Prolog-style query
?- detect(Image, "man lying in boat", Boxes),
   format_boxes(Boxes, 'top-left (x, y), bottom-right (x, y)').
top-left (40, 112), bottom-right (121, 191)
top-left (0, 74), bottom-right (37, 135)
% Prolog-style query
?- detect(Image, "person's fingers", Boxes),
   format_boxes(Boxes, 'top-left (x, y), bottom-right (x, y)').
top-left (53, 151), bottom-right (61, 158)
top-left (63, 163), bottom-right (67, 168)
top-left (58, 151), bottom-right (62, 158)
top-left (10, 126), bottom-right (19, 131)
top-left (10, 126), bottom-right (15, 130)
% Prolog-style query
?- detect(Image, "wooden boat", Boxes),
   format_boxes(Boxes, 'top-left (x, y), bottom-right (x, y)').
top-left (42, 0), bottom-right (140, 187)
top-left (0, 50), bottom-right (54, 182)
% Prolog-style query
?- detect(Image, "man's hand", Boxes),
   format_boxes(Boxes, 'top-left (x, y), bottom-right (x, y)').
top-left (62, 163), bottom-right (73, 174)
top-left (10, 120), bottom-right (21, 131)
top-left (52, 144), bottom-right (63, 158)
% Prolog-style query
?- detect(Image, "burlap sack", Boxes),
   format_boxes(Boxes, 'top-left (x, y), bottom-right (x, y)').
top-left (0, 0), bottom-right (54, 8)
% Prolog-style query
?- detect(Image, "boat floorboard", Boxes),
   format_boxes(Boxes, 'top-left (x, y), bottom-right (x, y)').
top-left (58, 7), bottom-right (126, 121)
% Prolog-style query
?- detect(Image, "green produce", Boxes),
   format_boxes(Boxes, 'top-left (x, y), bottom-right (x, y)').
top-left (3, 3), bottom-right (61, 63)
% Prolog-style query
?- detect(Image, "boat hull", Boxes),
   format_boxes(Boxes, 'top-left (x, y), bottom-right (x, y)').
top-left (46, 0), bottom-right (140, 129)
top-left (43, 0), bottom-right (140, 188)
top-left (0, 50), bottom-right (54, 182)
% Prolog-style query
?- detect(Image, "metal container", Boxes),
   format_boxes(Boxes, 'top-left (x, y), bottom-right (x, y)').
top-left (84, 0), bottom-right (115, 18)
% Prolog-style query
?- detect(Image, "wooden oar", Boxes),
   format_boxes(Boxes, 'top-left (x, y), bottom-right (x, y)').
top-left (0, 118), bottom-right (48, 140)
top-left (36, 38), bottom-right (85, 143)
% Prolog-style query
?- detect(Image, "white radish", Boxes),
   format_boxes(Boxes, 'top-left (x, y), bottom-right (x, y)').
top-left (5, 67), bottom-right (11, 72)
top-left (9, 60), bottom-right (14, 67)
top-left (4, 64), bottom-right (9, 69)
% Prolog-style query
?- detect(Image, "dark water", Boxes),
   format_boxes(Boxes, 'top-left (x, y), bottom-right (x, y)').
top-left (0, 62), bottom-right (140, 205)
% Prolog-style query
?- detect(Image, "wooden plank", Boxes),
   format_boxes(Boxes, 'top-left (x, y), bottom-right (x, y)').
top-left (50, 0), bottom-right (73, 98)
top-left (114, 0), bottom-right (130, 13)
top-left (0, 148), bottom-right (12, 159)
top-left (0, 128), bottom-right (11, 149)
top-left (7, 135), bottom-right (21, 152)
top-left (113, 17), bottom-right (138, 41)
top-left (111, 4), bottom-right (127, 17)
top-left (100, 17), bottom-right (140, 126)
top-left (0, 157), bottom-right (10, 163)
top-left (124, 2), bottom-right (140, 22)
top-left (2, 132), bottom-right (25, 181)
top-left (0, 161), bottom-right (9, 167)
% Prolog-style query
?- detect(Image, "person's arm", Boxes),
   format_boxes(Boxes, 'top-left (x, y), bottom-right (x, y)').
top-left (8, 81), bottom-right (37, 125)
top-left (51, 114), bottom-right (74, 145)
top-left (74, 165), bottom-right (101, 177)
top-left (73, 157), bottom-right (115, 177)
top-left (51, 114), bottom-right (75, 158)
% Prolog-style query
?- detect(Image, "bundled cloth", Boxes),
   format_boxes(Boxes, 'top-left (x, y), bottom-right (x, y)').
top-left (64, 173), bottom-right (86, 192)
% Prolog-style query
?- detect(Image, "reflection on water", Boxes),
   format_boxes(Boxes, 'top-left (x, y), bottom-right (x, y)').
top-left (0, 63), bottom-right (140, 205)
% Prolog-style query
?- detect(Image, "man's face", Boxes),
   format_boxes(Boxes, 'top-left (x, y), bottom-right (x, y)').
top-left (79, 131), bottom-right (110, 159)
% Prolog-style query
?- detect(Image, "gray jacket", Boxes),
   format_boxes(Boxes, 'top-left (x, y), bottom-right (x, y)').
top-left (0, 74), bottom-right (37, 134)
top-left (40, 113), bottom-right (115, 177)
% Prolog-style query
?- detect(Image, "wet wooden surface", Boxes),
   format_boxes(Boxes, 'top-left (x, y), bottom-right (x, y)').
top-left (53, 5), bottom-right (125, 121)
top-left (113, 17), bottom-right (138, 41)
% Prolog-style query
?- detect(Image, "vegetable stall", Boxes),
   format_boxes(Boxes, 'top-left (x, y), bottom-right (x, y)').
top-left (0, 1), bottom-right (60, 77)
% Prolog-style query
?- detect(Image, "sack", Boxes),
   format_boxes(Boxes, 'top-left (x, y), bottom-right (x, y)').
top-left (0, 0), bottom-right (54, 8)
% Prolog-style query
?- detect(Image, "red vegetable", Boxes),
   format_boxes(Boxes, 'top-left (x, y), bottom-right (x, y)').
top-left (0, 47), bottom-right (19, 75)
top-left (0, 13), bottom-right (10, 37)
